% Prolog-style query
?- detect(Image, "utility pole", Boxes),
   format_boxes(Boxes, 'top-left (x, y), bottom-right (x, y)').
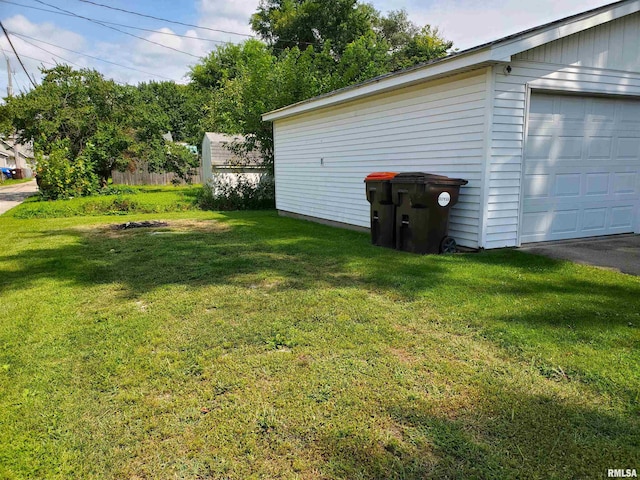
top-left (0, 21), bottom-right (36, 88)
top-left (6, 57), bottom-right (13, 97)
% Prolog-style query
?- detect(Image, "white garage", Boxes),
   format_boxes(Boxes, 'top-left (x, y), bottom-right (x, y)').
top-left (264, 1), bottom-right (640, 249)
top-left (522, 93), bottom-right (640, 243)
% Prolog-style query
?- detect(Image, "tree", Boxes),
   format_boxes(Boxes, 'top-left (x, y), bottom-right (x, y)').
top-left (0, 65), bottom-right (198, 195)
top-left (328, 31), bottom-right (390, 90)
top-left (189, 1), bottom-right (455, 178)
top-left (388, 25), bottom-right (453, 71)
top-left (136, 81), bottom-right (209, 145)
top-left (191, 40), bottom-right (279, 168)
top-left (251, 0), bottom-right (376, 55)
top-left (1, 65), bottom-right (130, 160)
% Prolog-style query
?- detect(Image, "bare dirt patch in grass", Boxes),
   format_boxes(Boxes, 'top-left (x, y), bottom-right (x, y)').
top-left (78, 219), bottom-right (231, 239)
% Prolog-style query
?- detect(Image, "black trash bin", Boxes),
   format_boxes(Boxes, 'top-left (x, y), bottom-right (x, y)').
top-left (391, 172), bottom-right (468, 254)
top-left (364, 172), bottom-right (398, 248)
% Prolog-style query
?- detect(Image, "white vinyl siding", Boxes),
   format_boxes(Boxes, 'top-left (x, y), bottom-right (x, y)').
top-left (514, 12), bottom-right (640, 72)
top-left (486, 12), bottom-right (640, 249)
top-left (273, 70), bottom-right (488, 248)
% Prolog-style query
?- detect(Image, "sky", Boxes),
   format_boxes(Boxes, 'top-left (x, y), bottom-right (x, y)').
top-left (0, 0), bottom-right (617, 96)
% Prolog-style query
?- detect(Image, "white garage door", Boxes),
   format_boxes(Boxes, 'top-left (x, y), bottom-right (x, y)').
top-left (521, 93), bottom-right (640, 243)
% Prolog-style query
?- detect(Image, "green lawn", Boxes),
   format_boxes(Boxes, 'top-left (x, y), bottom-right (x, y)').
top-left (9, 185), bottom-right (201, 219)
top-left (0, 205), bottom-right (638, 479)
top-left (0, 178), bottom-right (33, 187)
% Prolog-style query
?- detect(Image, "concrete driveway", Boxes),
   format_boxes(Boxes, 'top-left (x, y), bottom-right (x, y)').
top-left (0, 180), bottom-right (38, 215)
top-left (520, 234), bottom-right (640, 276)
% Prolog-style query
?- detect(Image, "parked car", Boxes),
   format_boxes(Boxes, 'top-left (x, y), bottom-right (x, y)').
top-left (1, 167), bottom-right (13, 180)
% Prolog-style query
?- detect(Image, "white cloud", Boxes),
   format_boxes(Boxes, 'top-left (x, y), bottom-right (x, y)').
top-left (89, 1), bottom-right (261, 86)
top-left (373, 0), bottom-right (614, 50)
top-left (198, 0), bottom-right (259, 25)
top-left (94, 28), bottom-right (210, 85)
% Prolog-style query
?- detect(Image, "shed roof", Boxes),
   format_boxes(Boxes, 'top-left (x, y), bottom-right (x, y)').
top-left (202, 132), bottom-right (262, 167)
top-left (203, 132), bottom-right (246, 144)
top-left (263, 0), bottom-right (640, 121)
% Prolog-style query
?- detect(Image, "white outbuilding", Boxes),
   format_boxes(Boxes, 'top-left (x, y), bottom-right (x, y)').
top-left (263, 1), bottom-right (640, 249)
top-left (201, 133), bottom-right (265, 189)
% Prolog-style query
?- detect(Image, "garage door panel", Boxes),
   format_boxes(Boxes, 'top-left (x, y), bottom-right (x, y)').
top-left (522, 210), bottom-right (580, 237)
top-left (522, 205), bottom-right (637, 242)
top-left (522, 93), bottom-right (640, 243)
top-left (525, 170), bottom-right (637, 200)
top-left (588, 137), bottom-right (613, 158)
top-left (611, 205), bottom-right (635, 228)
top-left (553, 210), bottom-right (580, 234)
top-left (556, 137), bottom-right (584, 159)
top-left (614, 172), bottom-right (637, 194)
top-left (617, 137), bottom-right (640, 158)
top-left (621, 102), bottom-right (640, 125)
top-left (555, 173), bottom-right (581, 196)
top-left (560, 97), bottom-right (586, 119)
top-left (524, 174), bottom-right (550, 198)
top-left (589, 98), bottom-right (616, 123)
top-left (585, 173), bottom-right (609, 195)
top-left (583, 208), bottom-right (607, 231)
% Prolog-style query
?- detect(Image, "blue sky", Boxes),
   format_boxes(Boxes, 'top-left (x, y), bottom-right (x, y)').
top-left (0, 0), bottom-right (615, 96)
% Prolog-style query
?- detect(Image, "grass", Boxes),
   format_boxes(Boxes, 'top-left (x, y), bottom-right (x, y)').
top-left (0, 178), bottom-right (32, 187)
top-left (0, 206), bottom-right (638, 479)
top-left (6, 185), bottom-right (201, 219)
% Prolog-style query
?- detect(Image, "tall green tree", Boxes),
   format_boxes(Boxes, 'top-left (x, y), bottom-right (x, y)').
top-left (191, 3), bottom-right (454, 172)
top-left (1, 65), bottom-right (197, 192)
top-left (251, 0), bottom-right (377, 55)
top-left (191, 40), bottom-right (279, 166)
top-left (1, 65), bottom-right (132, 161)
top-left (136, 81), bottom-right (209, 145)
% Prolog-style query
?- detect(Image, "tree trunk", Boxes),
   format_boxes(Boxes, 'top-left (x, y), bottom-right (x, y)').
top-left (100, 172), bottom-right (110, 188)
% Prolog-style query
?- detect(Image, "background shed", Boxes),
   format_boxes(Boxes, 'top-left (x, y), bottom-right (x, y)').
top-left (201, 132), bottom-right (266, 189)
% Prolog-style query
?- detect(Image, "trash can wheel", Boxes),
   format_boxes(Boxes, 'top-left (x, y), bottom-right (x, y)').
top-left (440, 236), bottom-right (457, 254)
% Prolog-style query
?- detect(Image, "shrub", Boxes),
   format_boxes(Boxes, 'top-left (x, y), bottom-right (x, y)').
top-left (10, 190), bottom-right (197, 219)
top-left (197, 172), bottom-right (275, 211)
top-left (35, 142), bottom-right (98, 200)
top-left (98, 185), bottom-right (139, 196)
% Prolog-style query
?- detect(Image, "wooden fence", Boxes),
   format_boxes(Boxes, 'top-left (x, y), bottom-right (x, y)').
top-left (111, 166), bottom-right (203, 186)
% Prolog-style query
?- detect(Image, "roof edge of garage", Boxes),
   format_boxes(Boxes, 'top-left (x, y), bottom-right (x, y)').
top-left (262, 0), bottom-right (640, 122)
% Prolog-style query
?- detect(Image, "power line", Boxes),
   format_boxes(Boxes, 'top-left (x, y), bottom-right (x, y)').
top-left (0, 0), bottom-right (235, 46)
top-left (5, 43), bottom-right (126, 87)
top-left (6, 49), bottom-right (54, 66)
top-left (2, 0), bottom-right (316, 54)
top-left (8, 30), bottom-right (178, 81)
top-left (4, 48), bottom-right (95, 93)
top-left (75, 0), bottom-right (254, 39)
top-left (13, 34), bottom-right (85, 69)
top-left (13, 72), bottom-right (26, 94)
top-left (12, 34), bottom-right (131, 87)
top-left (6, 48), bottom-right (130, 87)
top-left (0, 20), bottom-right (37, 87)
top-left (33, 0), bottom-right (202, 59)
top-left (73, 0), bottom-right (318, 48)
